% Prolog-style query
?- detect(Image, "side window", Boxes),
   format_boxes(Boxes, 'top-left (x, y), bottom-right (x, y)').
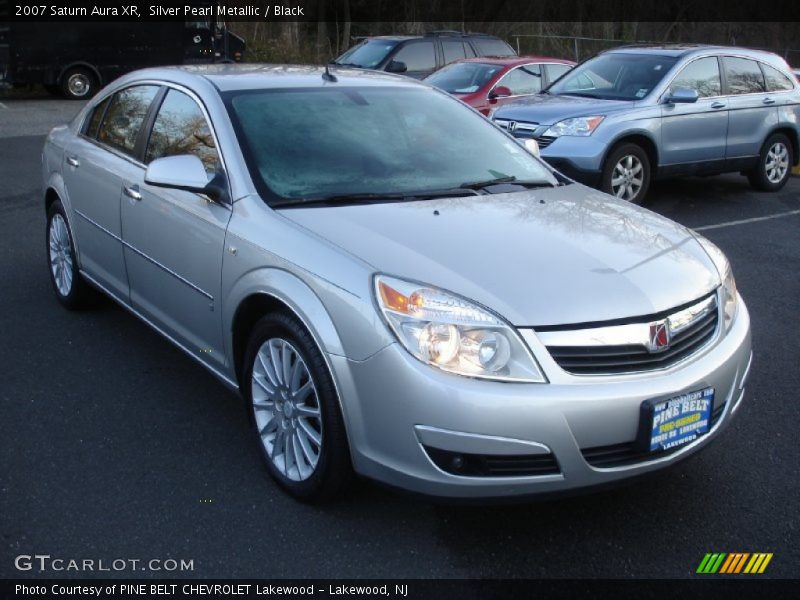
top-left (84, 96), bottom-right (111, 138)
top-left (497, 64), bottom-right (542, 95)
top-left (724, 57), bottom-right (766, 94)
top-left (442, 40), bottom-right (467, 64)
top-left (761, 63), bottom-right (794, 92)
top-left (464, 43), bottom-right (477, 58)
top-left (545, 63), bottom-right (572, 83)
top-left (145, 89), bottom-right (220, 175)
top-left (392, 41), bottom-right (436, 72)
top-left (471, 38), bottom-right (516, 58)
top-left (671, 57), bottom-right (721, 98)
top-left (97, 85), bottom-right (159, 157)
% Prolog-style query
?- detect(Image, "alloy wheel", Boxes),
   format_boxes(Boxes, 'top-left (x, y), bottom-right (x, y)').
top-left (765, 142), bottom-right (789, 184)
top-left (610, 154), bottom-right (644, 201)
top-left (48, 214), bottom-right (73, 297)
top-left (251, 338), bottom-right (323, 482)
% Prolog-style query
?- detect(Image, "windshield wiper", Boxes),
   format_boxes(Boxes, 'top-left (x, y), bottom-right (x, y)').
top-left (459, 176), bottom-right (555, 191)
top-left (330, 61), bottom-right (362, 68)
top-left (271, 188), bottom-right (481, 209)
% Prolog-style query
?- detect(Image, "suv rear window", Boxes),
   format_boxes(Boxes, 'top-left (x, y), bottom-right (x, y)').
top-left (761, 63), bottom-right (794, 92)
top-left (470, 38), bottom-right (515, 58)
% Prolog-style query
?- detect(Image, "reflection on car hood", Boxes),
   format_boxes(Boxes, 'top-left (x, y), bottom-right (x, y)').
top-left (280, 185), bottom-right (720, 327)
top-left (493, 94), bottom-right (635, 125)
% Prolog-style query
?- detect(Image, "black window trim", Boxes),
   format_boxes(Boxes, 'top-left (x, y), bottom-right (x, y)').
top-left (77, 79), bottom-right (231, 206)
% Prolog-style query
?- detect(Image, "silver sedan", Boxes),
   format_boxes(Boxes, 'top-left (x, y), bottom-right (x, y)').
top-left (42, 65), bottom-right (752, 501)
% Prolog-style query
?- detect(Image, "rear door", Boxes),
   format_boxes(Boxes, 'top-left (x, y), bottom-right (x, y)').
top-left (120, 87), bottom-right (231, 368)
top-left (62, 84), bottom-right (160, 300)
top-left (659, 56), bottom-right (728, 167)
top-left (390, 40), bottom-right (437, 79)
top-left (723, 56), bottom-right (776, 160)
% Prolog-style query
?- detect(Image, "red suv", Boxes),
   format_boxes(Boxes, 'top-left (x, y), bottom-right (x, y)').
top-left (424, 56), bottom-right (575, 115)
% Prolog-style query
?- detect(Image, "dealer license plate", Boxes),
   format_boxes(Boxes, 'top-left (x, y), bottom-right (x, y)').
top-left (642, 388), bottom-right (714, 452)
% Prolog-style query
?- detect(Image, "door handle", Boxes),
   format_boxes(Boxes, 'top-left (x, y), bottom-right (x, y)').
top-left (66, 156), bottom-right (80, 168)
top-left (763, 97), bottom-right (776, 105)
top-left (710, 102), bottom-right (725, 109)
top-left (123, 185), bottom-right (142, 201)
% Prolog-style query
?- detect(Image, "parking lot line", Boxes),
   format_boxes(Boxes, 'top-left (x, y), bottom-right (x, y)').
top-left (0, 102), bottom-right (7, 110)
top-left (694, 210), bottom-right (800, 232)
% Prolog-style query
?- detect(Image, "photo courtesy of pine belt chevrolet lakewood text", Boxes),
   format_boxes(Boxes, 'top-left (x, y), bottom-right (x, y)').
top-left (43, 63), bottom-right (752, 502)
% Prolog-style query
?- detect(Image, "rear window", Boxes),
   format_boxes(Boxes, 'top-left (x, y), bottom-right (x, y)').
top-left (84, 97), bottom-right (110, 138)
top-left (471, 38), bottom-right (516, 58)
top-left (97, 85), bottom-right (159, 157)
top-left (761, 63), bottom-right (794, 92)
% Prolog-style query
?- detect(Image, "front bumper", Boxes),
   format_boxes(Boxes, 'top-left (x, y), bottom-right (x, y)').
top-left (331, 299), bottom-right (752, 499)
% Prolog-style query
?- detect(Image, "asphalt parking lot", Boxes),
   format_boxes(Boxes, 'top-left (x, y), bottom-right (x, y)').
top-left (0, 99), bottom-right (798, 579)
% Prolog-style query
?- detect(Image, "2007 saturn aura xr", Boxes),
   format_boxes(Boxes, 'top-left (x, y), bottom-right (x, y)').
top-left (42, 65), bottom-right (752, 501)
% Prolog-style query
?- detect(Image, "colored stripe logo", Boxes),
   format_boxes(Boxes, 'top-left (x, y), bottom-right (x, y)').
top-left (697, 552), bottom-right (773, 574)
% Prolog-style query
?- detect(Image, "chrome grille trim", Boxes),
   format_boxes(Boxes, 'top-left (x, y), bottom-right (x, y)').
top-left (537, 294), bottom-right (720, 375)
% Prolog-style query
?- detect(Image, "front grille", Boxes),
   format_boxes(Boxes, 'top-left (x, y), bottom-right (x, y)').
top-left (536, 135), bottom-right (556, 149)
top-left (546, 297), bottom-right (719, 375)
top-left (423, 446), bottom-right (560, 477)
top-left (581, 401), bottom-right (726, 468)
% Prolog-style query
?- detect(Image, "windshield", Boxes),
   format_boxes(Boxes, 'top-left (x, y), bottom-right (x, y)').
top-left (226, 86), bottom-right (556, 205)
top-left (425, 62), bottom-right (505, 93)
top-left (548, 53), bottom-right (678, 100)
top-left (334, 40), bottom-right (399, 68)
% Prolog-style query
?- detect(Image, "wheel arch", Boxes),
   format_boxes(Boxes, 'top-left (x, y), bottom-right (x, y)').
top-left (226, 269), bottom-right (347, 388)
top-left (604, 132), bottom-right (660, 173)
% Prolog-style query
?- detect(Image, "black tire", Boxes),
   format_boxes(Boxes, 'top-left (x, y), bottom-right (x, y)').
top-left (46, 200), bottom-right (98, 309)
top-left (59, 66), bottom-right (97, 100)
top-left (242, 312), bottom-right (352, 502)
top-left (747, 133), bottom-right (793, 192)
top-left (601, 143), bottom-right (651, 205)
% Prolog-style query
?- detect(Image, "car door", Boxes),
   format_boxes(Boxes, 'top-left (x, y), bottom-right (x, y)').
top-left (120, 87), bottom-right (231, 368)
top-left (389, 40), bottom-right (437, 79)
top-left (722, 56), bottom-right (777, 160)
top-left (489, 63), bottom-right (544, 110)
top-left (62, 84), bottom-right (160, 301)
top-left (659, 56), bottom-right (728, 168)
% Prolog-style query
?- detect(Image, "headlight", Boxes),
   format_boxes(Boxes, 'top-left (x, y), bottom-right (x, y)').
top-left (695, 235), bottom-right (738, 331)
top-left (543, 116), bottom-right (605, 137)
top-left (374, 275), bottom-right (546, 382)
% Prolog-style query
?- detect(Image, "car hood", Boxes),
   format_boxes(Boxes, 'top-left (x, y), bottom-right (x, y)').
top-left (279, 185), bottom-right (719, 327)
top-left (494, 93), bottom-right (635, 125)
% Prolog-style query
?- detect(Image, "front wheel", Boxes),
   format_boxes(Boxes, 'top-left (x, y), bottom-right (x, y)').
top-left (242, 312), bottom-right (352, 502)
top-left (747, 133), bottom-right (793, 191)
top-left (601, 143), bottom-right (651, 204)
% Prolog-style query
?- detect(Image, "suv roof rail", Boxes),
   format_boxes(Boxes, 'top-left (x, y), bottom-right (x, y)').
top-left (424, 30), bottom-right (465, 36)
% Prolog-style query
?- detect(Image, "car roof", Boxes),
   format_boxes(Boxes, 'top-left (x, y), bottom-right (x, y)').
top-left (604, 44), bottom-right (784, 62)
top-left (457, 56), bottom-right (574, 66)
top-left (117, 64), bottom-right (426, 93)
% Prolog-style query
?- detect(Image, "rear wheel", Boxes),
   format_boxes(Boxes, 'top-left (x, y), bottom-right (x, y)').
top-left (46, 200), bottom-right (97, 309)
top-left (60, 67), bottom-right (97, 100)
top-left (747, 133), bottom-right (793, 191)
top-left (602, 143), bottom-right (651, 204)
top-left (242, 312), bottom-right (352, 502)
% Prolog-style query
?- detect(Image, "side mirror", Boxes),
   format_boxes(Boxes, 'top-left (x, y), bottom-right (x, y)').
top-left (489, 85), bottom-right (512, 100)
top-left (386, 60), bottom-right (407, 74)
top-left (665, 87), bottom-right (699, 104)
top-left (144, 155), bottom-right (225, 202)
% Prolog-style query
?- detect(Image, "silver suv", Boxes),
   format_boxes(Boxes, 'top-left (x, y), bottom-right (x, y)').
top-left (493, 45), bottom-right (800, 203)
